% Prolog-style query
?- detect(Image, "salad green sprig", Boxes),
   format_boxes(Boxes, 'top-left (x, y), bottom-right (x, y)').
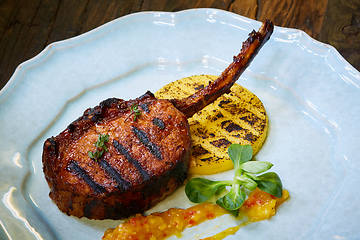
top-left (125, 103), bottom-right (141, 121)
top-left (185, 144), bottom-right (282, 214)
top-left (88, 134), bottom-right (109, 161)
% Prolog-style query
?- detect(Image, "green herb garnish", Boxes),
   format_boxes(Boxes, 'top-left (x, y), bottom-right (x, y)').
top-left (126, 103), bottom-right (141, 121)
top-left (88, 134), bottom-right (109, 161)
top-left (185, 144), bottom-right (282, 215)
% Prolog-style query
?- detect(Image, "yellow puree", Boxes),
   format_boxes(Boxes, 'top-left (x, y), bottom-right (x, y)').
top-left (102, 189), bottom-right (289, 240)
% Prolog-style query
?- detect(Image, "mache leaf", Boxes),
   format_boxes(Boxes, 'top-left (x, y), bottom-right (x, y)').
top-left (228, 144), bottom-right (253, 169)
top-left (241, 161), bottom-right (273, 174)
top-left (185, 178), bottom-right (231, 203)
top-left (216, 184), bottom-right (246, 211)
top-left (255, 172), bottom-right (283, 198)
top-left (235, 175), bottom-right (257, 191)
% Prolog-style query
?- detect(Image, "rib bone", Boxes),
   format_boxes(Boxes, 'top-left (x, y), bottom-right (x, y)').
top-left (171, 20), bottom-right (274, 118)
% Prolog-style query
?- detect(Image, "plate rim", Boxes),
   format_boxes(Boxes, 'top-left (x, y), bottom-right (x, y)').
top-left (1, 8), bottom-right (360, 240)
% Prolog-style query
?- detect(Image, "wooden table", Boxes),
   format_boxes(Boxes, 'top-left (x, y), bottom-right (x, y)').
top-left (1, 0), bottom-right (359, 90)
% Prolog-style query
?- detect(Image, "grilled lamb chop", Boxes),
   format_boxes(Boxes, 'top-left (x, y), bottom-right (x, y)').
top-left (42, 20), bottom-right (274, 219)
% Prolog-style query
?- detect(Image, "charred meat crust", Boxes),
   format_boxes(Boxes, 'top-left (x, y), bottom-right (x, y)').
top-left (42, 91), bottom-right (191, 219)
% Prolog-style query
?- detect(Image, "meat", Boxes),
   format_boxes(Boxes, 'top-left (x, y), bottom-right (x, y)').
top-left (42, 20), bottom-right (274, 220)
top-left (43, 94), bottom-right (190, 219)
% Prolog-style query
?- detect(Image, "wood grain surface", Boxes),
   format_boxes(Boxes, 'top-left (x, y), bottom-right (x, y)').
top-left (0, 0), bottom-right (359, 90)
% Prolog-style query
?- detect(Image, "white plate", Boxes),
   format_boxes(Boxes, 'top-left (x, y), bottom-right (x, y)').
top-left (1, 8), bottom-right (360, 240)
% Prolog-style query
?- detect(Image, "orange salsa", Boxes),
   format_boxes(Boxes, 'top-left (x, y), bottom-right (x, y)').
top-left (102, 189), bottom-right (289, 240)
top-left (102, 203), bottom-right (227, 240)
top-left (201, 189), bottom-right (290, 240)
top-left (241, 188), bottom-right (289, 222)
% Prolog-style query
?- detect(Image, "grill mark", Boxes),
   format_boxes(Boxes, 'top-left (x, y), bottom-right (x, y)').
top-left (240, 115), bottom-right (260, 127)
top-left (192, 144), bottom-right (210, 157)
top-left (218, 99), bottom-right (231, 108)
top-left (245, 133), bottom-right (255, 142)
top-left (132, 126), bottom-right (163, 160)
top-left (200, 157), bottom-right (212, 162)
top-left (113, 140), bottom-right (150, 181)
top-left (209, 112), bottom-right (224, 121)
top-left (98, 159), bottom-right (131, 191)
top-left (221, 120), bottom-right (243, 132)
top-left (221, 120), bottom-right (231, 129)
top-left (139, 103), bottom-right (150, 113)
top-left (195, 126), bottom-right (208, 139)
top-left (67, 161), bottom-right (106, 194)
top-left (225, 122), bottom-right (243, 132)
top-left (200, 157), bottom-right (222, 163)
top-left (152, 118), bottom-right (165, 130)
top-left (210, 138), bottom-right (232, 148)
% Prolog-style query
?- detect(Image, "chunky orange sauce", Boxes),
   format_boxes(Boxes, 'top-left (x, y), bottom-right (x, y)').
top-left (241, 188), bottom-right (289, 222)
top-left (102, 189), bottom-right (289, 240)
top-left (102, 203), bottom-right (227, 240)
top-left (201, 189), bottom-right (290, 240)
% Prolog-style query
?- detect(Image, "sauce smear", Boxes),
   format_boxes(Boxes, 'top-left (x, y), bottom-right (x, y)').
top-left (102, 203), bottom-right (227, 240)
top-left (103, 189), bottom-right (289, 240)
top-left (201, 189), bottom-right (289, 240)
